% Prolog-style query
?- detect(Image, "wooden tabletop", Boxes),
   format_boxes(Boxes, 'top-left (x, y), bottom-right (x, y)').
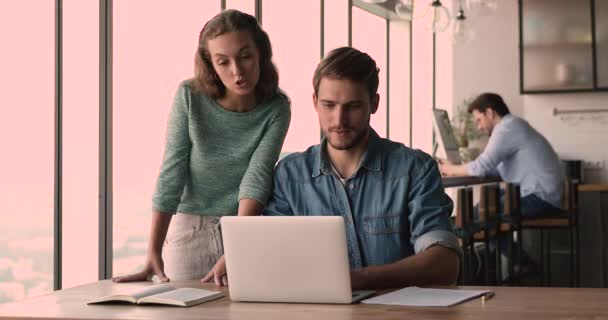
top-left (578, 184), bottom-right (608, 192)
top-left (442, 176), bottom-right (502, 188)
top-left (1, 280), bottom-right (607, 320)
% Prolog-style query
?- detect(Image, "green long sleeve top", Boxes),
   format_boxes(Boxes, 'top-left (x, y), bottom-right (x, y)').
top-left (152, 80), bottom-right (291, 216)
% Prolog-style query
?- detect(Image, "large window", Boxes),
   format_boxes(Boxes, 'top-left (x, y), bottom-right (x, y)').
top-left (112, 0), bottom-right (221, 277)
top-left (263, 0), bottom-right (321, 153)
top-left (324, 0), bottom-right (350, 54)
top-left (388, 20), bottom-right (411, 145)
top-left (352, 7), bottom-right (388, 138)
top-left (62, 0), bottom-right (99, 289)
top-left (411, 14), bottom-right (434, 153)
top-left (0, 1), bottom-right (54, 304)
top-left (225, 0), bottom-right (255, 16)
top-left (0, 2), bottom-right (415, 299)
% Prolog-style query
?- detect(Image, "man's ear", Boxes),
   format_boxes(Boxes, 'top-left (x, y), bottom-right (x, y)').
top-left (370, 93), bottom-right (380, 115)
top-left (484, 107), bottom-right (495, 119)
top-left (312, 93), bottom-right (319, 111)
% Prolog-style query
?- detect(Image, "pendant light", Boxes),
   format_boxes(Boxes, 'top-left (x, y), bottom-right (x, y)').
top-left (395, 0), bottom-right (414, 19)
top-left (452, 0), bottom-right (475, 44)
top-left (422, 0), bottom-right (451, 33)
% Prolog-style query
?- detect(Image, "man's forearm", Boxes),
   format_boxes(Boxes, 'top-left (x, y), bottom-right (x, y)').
top-left (446, 163), bottom-right (470, 176)
top-left (351, 246), bottom-right (460, 290)
top-left (440, 163), bottom-right (470, 177)
top-left (454, 164), bottom-right (470, 176)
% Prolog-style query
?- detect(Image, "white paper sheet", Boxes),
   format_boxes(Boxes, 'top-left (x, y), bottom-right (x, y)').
top-left (361, 287), bottom-right (492, 307)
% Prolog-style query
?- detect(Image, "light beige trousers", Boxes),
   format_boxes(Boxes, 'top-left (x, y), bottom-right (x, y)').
top-left (162, 214), bottom-right (224, 281)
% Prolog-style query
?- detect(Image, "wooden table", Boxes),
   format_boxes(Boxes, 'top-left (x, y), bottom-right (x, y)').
top-left (1, 280), bottom-right (607, 320)
top-left (579, 184), bottom-right (608, 192)
top-left (442, 176), bottom-right (502, 188)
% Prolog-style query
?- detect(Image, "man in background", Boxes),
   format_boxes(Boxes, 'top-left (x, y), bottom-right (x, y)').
top-left (439, 93), bottom-right (563, 217)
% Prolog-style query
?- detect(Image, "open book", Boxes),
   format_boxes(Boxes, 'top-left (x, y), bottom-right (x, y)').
top-left (87, 284), bottom-right (223, 307)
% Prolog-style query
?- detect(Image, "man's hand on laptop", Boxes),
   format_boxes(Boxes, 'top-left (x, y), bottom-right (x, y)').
top-left (202, 255), bottom-right (229, 287)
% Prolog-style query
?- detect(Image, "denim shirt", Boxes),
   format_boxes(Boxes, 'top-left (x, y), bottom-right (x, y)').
top-left (264, 130), bottom-right (461, 269)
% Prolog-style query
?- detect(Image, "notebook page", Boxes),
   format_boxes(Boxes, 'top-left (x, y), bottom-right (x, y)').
top-left (143, 288), bottom-right (223, 306)
top-left (361, 287), bottom-right (491, 307)
top-left (130, 284), bottom-right (175, 300)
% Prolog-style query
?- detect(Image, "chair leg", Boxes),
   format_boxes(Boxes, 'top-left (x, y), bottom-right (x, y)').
top-left (539, 229), bottom-right (545, 286)
top-left (547, 229), bottom-right (552, 287)
top-left (484, 240), bottom-right (491, 285)
top-left (508, 232), bottom-right (514, 285)
top-left (575, 225), bottom-right (580, 287)
top-left (516, 230), bottom-right (523, 285)
top-left (569, 225), bottom-right (574, 288)
top-left (496, 238), bottom-right (502, 285)
top-left (468, 241), bottom-right (475, 284)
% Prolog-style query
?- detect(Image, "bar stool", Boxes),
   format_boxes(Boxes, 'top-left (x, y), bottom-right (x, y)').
top-left (471, 184), bottom-right (501, 285)
top-left (454, 187), bottom-right (475, 284)
top-left (497, 183), bottom-right (522, 285)
top-left (520, 180), bottom-right (579, 287)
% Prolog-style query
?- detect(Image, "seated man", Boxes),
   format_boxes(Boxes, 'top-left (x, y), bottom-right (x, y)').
top-left (439, 93), bottom-right (564, 217)
top-left (264, 47), bottom-right (461, 290)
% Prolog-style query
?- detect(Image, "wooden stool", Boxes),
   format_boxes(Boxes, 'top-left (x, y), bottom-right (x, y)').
top-left (520, 180), bottom-right (579, 287)
top-left (498, 183), bottom-right (521, 285)
top-left (472, 184), bottom-right (501, 285)
top-left (454, 187), bottom-right (474, 284)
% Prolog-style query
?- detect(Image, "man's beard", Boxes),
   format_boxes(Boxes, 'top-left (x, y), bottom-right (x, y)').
top-left (325, 126), bottom-right (369, 151)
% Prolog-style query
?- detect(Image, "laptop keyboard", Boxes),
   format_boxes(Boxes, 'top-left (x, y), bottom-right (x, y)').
top-left (351, 290), bottom-right (376, 302)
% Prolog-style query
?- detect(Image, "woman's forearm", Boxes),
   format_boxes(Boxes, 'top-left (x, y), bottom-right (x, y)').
top-left (147, 211), bottom-right (173, 257)
top-left (237, 198), bottom-right (263, 216)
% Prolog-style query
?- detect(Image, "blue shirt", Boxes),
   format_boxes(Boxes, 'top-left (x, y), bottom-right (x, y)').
top-left (264, 130), bottom-right (461, 269)
top-left (468, 114), bottom-right (563, 208)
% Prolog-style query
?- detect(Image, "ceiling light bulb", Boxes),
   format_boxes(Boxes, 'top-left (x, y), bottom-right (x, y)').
top-left (424, 0), bottom-right (450, 33)
top-left (395, 0), bottom-right (414, 19)
top-left (452, 9), bottom-right (475, 44)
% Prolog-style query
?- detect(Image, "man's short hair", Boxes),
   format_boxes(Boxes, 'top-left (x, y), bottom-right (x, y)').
top-left (467, 93), bottom-right (510, 116)
top-left (313, 47), bottom-right (379, 99)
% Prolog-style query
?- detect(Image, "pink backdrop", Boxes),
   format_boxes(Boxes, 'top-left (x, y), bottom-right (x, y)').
top-left (0, 0), bottom-right (436, 304)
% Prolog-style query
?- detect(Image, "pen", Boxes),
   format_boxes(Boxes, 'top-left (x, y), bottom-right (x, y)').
top-left (481, 292), bottom-right (495, 303)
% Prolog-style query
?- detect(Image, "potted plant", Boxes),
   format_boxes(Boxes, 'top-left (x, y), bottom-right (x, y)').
top-left (451, 97), bottom-right (485, 162)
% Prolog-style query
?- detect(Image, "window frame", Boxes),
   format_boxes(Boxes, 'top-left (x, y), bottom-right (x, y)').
top-left (48, 0), bottom-right (413, 290)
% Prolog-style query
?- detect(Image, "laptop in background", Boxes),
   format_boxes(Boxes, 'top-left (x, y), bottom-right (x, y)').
top-left (432, 108), bottom-right (463, 165)
top-left (221, 216), bottom-right (375, 304)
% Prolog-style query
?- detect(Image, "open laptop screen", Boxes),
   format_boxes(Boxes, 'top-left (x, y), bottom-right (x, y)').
top-left (221, 216), bottom-right (362, 304)
top-left (432, 109), bottom-right (462, 164)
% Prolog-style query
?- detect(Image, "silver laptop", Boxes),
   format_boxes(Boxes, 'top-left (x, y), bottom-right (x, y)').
top-left (432, 108), bottom-right (463, 165)
top-left (221, 216), bottom-right (375, 304)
